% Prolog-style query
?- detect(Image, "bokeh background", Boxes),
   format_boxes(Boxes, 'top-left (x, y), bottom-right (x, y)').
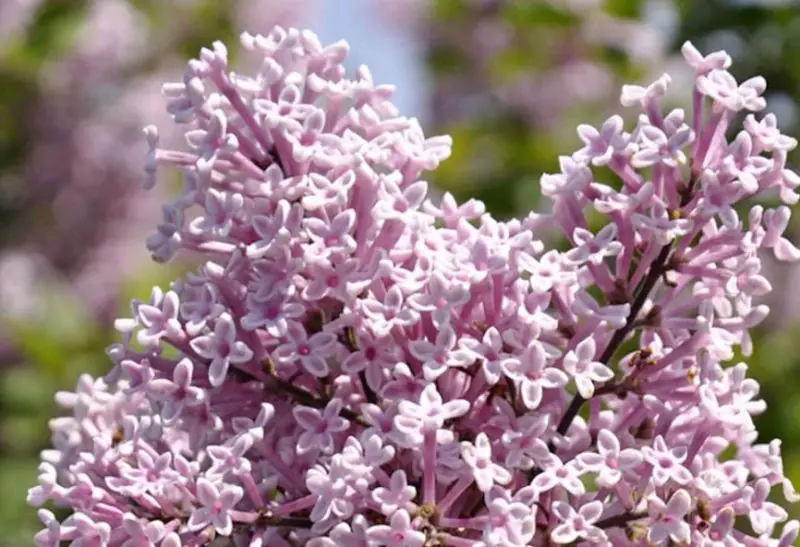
top-left (1, 0), bottom-right (799, 544)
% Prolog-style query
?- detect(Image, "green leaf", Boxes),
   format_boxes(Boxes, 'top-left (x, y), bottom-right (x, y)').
top-left (500, 2), bottom-right (578, 28)
top-left (603, 0), bottom-right (644, 19)
top-left (0, 458), bottom-right (44, 544)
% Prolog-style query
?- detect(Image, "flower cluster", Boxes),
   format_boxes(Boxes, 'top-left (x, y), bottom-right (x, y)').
top-left (29, 27), bottom-right (800, 546)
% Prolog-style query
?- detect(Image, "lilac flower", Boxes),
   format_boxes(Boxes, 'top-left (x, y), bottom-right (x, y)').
top-left (744, 478), bottom-right (790, 536)
top-left (642, 435), bottom-right (694, 486)
top-left (406, 271), bottom-right (470, 327)
top-left (189, 312), bottom-right (254, 386)
top-left (120, 514), bottom-right (166, 547)
top-left (532, 456), bottom-right (586, 496)
top-left (562, 337), bottom-right (614, 398)
top-left (573, 115), bottom-right (632, 166)
top-left (147, 357), bottom-right (205, 423)
top-left (179, 279), bottom-right (225, 336)
top-left (551, 500), bottom-right (607, 544)
top-left (408, 324), bottom-right (473, 381)
top-left (502, 342), bottom-right (568, 410)
top-left (372, 470), bottom-right (416, 515)
top-left (620, 73), bottom-right (671, 107)
top-left (395, 384), bottom-right (469, 444)
top-left (682, 41), bottom-right (732, 74)
top-left (647, 489), bottom-right (692, 545)
top-left (28, 29), bottom-right (800, 547)
top-left (307, 515), bottom-right (371, 547)
top-left (293, 399), bottom-right (350, 454)
top-left (33, 510), bottom-right (61, 547)
top-left (136, 290), bottom-right (182, 347)
top-left (305, 456), bottom-right (360, 523)
top-left (571, 290), bottom-right (630, 329)
top-left (207, 435), bottom-right (254, 477)
top-left (303, 257), bottom-right (372, 302)
top-left (342, 330), bottom-right (402, 390)
top-left (459, 326), bottom-right (518, 385)
top-left (273, 322), bottom-right (337, 377)
top-left (744, 113), bottom-right (797, 152)
top-left (772, 520), bottom-right (800, 547)
top-left (365, 509), bottom-right (426, 547)
top-left (304, 210), bottom-right (358, 257)
top-left (461, 432), bottom-right (512, 492)
top-left (106, 450), bottom-right (180, 497)
top-left (481, 487), bottom-right (536, 546)
top-left (540, 155), bottom-right (593, 197)
top-left (632, 201), bottom-right (693, 245)
top-left (580, 429), bottom-right (643, 486)
top-left (231, 402), bottom-right (275, 443)
top-left (188, 188), bottom-right (244, 237)
top-left (696, 69), bottom-right (767, 112)
top-left (187, 478), bottom-right (244, 536)
top-left (360, 285), bottom-right (420, 337)
top-left (519, 249), bottom-right (576, 292)
top-left (631, 120), bottom-right (694, 168)
top-left (565, 223), bottom-right (623, 266)
top-left (501, 414), bottom-right (552, 470)
top-left (65, 514), bottom-right (112, 547)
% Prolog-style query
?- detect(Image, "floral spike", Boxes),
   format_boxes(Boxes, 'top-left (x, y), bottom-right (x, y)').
top-left (29, 27), bottom-right (800, 547)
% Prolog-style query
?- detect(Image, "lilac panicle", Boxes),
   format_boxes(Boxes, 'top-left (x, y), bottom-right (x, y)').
top-left (29, 26), bottom-right (800, 547)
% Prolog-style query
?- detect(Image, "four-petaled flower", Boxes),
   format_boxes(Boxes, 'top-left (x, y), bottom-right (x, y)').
top-left (642, 436), bottom-right (694, 486)
top-left (187, 478), bottom-right (244, 536)
top-left (409, 325), bottom-right (474, 381)
top-left (273, 322), bottom-right (337, 377)
top-left (647, 489), bottom-right (692, 545)
top-left (293, 399), bottom-right (350, 454)
top-left (372, 470), bottom-right (416, 516)
top-left (562, 338), bottom-right (614, 398)
top-left (395, 384), bottom-right (469, 445)
top-left (551, 500), bottom-right (608, 545)
top-left (189, 313), bottom-right (254, 387)
top-left (461, 433), bottom-right (513, 492)
top-left (576, 429), bottom-right (643, 487)
top-left (366, 509), bottom-right (426, 547)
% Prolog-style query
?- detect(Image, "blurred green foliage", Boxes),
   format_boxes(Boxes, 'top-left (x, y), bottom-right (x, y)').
top-left (426, 0), bottom-right (647, 218)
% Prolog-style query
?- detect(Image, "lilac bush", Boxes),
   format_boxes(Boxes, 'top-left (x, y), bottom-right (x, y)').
top-left (28, 26), bottom-right (800, 546)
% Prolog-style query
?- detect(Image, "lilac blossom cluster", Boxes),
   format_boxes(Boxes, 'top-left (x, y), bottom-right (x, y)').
top-left (28, 26), bottom-right (800, 546)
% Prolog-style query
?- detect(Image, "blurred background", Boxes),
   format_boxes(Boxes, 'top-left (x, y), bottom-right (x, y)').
top-left (0, 0), bottom-right (798, 543)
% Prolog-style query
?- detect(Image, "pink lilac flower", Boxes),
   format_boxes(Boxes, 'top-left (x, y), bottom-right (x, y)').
top-left (372, 470), bottom-right (416, 515)
top-left (293, 399), bottom-right (350, 455)
top-left (365, 509), bottom-right (426, 547)
top-left (551, 500), bottom-right (607, 544)
top-left (189, 312), bottom-right (254, 386)
top-left (576, 428), bottom-right (643, 487)
top-left (562, 337), bottom-right (614, 398)
top-left (187, 478), bottom-right (244, 536)
top-left (28, 28), bottom-right (800, 547)
top-left (647, 489), bottom-right (692, 545)
top-left (461, 432), bottom-right (513, 492)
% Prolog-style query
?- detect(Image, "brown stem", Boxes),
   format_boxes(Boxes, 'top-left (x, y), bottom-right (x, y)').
top-left (555, 243), bottom-right (672, 436)
top-left (262, 359), bottom-right (369, 426)
top-left (553, 172), bottom-right (698, 439)
top-left (595, 510), bottom-right (648, 529)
